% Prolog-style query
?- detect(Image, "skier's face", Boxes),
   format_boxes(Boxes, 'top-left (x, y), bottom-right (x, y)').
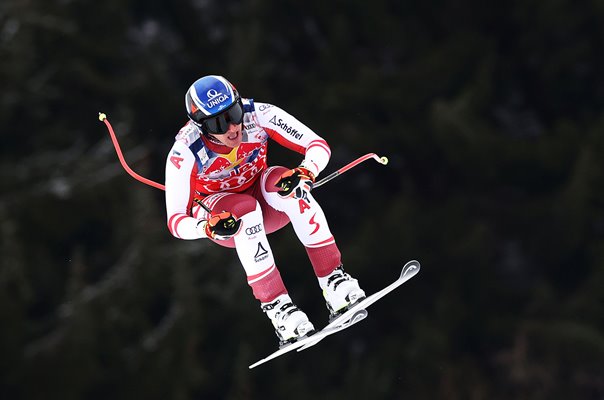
top-left (210, 122), bottom-right (242, 148)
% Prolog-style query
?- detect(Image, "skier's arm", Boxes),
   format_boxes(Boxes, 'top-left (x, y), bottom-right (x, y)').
top-left (256, 102), bottom-right (331, 177)
top-left (165, 141), bottom-right (207, 240)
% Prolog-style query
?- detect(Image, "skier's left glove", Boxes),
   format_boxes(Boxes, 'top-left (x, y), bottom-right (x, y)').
top-left (275, 166), bottom-right (315, 197)
top-left (197, 211), bottom-right (242, 240)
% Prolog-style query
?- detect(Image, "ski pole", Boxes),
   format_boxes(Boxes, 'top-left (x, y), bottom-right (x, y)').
top-left (313, 153), bottom-right (389, 188)
top-left (99, 112), bottom-right (387, 210)
top-left (99, 113), bottom-right (212, 214)
top-left (99, 113), bottom-right (166, 191)
top-left (99, 113), bottom-right (214, 214)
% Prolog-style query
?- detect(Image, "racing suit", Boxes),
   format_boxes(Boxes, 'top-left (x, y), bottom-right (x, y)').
top-left (165, 99), bottom-right (341, 302)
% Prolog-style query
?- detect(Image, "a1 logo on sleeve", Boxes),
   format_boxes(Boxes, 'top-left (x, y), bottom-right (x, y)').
top-left (170, 150), bottom-right (184, 169)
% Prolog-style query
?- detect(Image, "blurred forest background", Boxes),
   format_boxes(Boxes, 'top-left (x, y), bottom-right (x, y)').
top-left (1, 0), bottom-right (603, 399)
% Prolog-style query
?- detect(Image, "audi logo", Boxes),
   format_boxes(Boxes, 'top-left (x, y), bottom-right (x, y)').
top-left (245, 224), bottom-right (263, 235)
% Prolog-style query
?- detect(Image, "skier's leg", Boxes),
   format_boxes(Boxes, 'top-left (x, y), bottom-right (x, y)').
top-left (261, 167), bottom-right (340, 275)
top-left (261, 167), bottom-right (366, 316)
top-left (200, 192), bottom-right (314, 343)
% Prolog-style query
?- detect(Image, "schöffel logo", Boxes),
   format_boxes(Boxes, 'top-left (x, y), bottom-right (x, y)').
top-left (269, 116), bottom-right (303, 140)
top-left (206, 89), bottom-right (229, 108)
top-left (245, 224), bottom-right (263, 236)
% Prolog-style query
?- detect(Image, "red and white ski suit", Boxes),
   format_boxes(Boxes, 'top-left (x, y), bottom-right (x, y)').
top-left (165, 99), bottom-right (342, 302)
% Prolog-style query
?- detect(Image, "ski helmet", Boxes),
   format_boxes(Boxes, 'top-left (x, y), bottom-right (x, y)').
top-left (185, 75), bottom-right (243, 134)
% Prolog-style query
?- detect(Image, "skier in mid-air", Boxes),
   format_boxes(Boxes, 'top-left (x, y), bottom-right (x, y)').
top-left (165, 75), bottom-right (366, 345)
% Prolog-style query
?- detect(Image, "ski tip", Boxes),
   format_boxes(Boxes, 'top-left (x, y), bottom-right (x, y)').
top-left (401, 260), bottom-right (421, 279)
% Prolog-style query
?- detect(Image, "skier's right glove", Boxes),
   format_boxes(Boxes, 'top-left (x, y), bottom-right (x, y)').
top-left (197, 211), bottom-right (242, 240)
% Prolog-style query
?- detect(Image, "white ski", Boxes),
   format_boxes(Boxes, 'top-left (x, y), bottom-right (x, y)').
top-left (248, 259), bottom-right (421, 368)
top-left (248, 309), bottom-right (368, 369)
top-left (296, 259), bottom-right (420, 352)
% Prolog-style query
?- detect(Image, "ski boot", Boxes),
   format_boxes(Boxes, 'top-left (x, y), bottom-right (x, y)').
top-left (261, 294), bottom-right (315, 347)
top-left (319, 265), bottom-right (366, 320)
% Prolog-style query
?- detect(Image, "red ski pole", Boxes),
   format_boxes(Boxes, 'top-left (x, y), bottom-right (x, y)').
top-left (313, 153), bottom-right (389, 188)
top-left (99, 112), bottom-right (166, 191)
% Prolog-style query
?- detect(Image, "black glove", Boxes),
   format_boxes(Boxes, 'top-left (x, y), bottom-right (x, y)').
top-left (200, 211), bottom-right (242, 240)
top-left (275, 167), bottom-right (316, 197)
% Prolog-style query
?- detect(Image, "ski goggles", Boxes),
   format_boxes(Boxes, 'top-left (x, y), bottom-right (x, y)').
top-left (197, 100), bottom-right (244, 135)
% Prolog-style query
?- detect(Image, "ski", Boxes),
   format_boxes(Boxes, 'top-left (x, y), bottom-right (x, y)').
top-left (248, 259), bottom-right (420, 368)
top-left (296, 259), bottom-right (420, 352)
top-left (248, 309), bottom-right (368, 369)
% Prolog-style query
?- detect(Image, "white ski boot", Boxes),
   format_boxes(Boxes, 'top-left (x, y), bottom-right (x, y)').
top-left (261, 294), bottom-right (315, 346)
top-left (319, 265), bottom-right (366, 319)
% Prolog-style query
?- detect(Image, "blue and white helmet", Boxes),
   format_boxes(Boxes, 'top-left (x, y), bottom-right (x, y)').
top-left (185, 75), bottom-right (240, 126)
